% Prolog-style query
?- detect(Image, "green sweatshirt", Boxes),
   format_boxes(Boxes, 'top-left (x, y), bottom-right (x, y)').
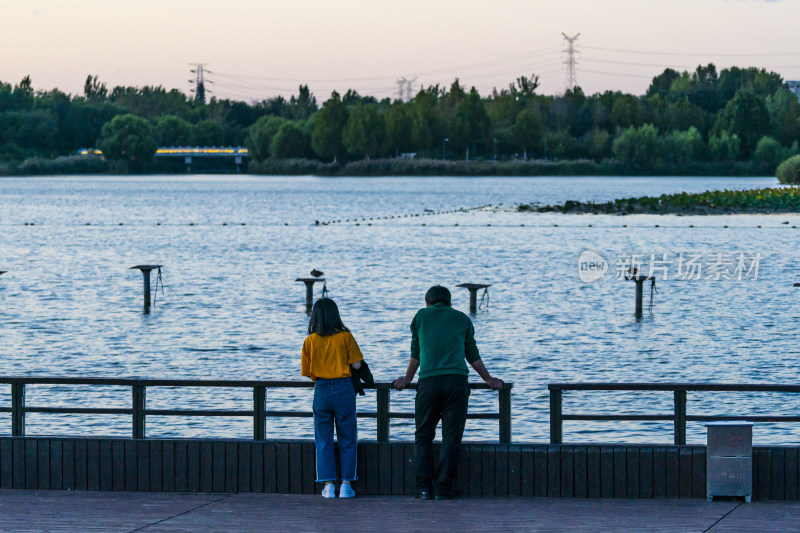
top-left (410, 303), bottom-right (481, 379)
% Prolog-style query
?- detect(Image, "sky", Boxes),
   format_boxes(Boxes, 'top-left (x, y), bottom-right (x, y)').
top-left (1, 0), bottom-right (798, 103)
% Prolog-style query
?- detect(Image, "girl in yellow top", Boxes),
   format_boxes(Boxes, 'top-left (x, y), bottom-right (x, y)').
top-left (302, 298), bottom-right (364, 498)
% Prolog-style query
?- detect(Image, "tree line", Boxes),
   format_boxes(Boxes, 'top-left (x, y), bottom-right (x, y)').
top-left (1, 65), bottom-right (798, 173)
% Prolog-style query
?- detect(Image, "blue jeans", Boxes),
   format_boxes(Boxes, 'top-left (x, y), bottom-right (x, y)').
top-left (313, 377), bottom-right (358, 482)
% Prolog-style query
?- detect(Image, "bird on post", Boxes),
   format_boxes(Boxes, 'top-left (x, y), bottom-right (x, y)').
top-left (310, 269), bottom-right (324, 278)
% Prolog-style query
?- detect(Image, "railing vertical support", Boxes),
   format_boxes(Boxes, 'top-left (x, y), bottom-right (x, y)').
top-left (499, 387), bottom-right (511, 443)
top-left (377, 388), bottom-right (390, 443)
top-left (253, 386), bottom-right (266, 440)
top-left (11, 384), bottom-right (25, 437)
top-left (550, 389), bottom-right (562, 444)
top-left (132, 385), bottom-right (146, 439)
top-left (674, 390), bottom-right (687, 445)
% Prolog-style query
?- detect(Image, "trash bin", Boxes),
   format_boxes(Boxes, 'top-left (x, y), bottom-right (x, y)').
top-left (706, 422), bottom-right (752, 502)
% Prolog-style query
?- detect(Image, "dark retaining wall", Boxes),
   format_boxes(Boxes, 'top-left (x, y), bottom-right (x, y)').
top-left (0, 438), bottom-right (795, 500)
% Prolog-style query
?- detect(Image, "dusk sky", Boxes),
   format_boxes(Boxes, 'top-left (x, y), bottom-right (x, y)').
top-left (2, 0), bottom-right (798, 102)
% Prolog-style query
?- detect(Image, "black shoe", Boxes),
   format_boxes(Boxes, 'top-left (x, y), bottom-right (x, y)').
top-left (415, 490), bottom-right (432, 500)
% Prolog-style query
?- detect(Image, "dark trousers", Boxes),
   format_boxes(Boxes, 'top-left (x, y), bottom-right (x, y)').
top-left (414, 374), bottom-right (470, 495)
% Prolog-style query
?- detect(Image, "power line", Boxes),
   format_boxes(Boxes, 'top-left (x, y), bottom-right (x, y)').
top-left (581, 57), bottom-right (695, 70)
top-left (583, 45), bottom-right (800, 58)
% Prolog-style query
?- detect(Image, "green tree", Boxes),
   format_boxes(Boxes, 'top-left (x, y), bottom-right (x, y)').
top-left (583, 128), bottom-right (612, 160)
top-left (155, 115), bottom-right (194, 146)
top-left (707, 130), bottom-right (741, 161)
top-left (83, 75), bottom-right (108, 101)
top-left (270, 121), bottom-right (309, 159)
top-left (287, 85), bottom-right (317, 120)
top-left (712, 90), bottom-right (770, 157)
top-left (776, 154), bottom-right (800, 184)
top-left (662, 126), bottom-right (704, 165)
top-left (612, 123), bottom-right (660, 167)
top-left (765, 88), bottom-right (800, 146)
top-left (311, 91), bottom-right (348, 162)
top-left (510, 106), bottom-right (543, 159)
top-left (246, 116), bottom-right (287, 161)
top-left (753, 136), bottom-right (784, 166)
top-left (194, 120), bottom-right (224, 147)
top-left (99, 114), bottom-right (157, 170)
top-left (646, 68), bottom-right (681, 98)
top-left (386, 103), bottom-right (412, 156)
top-left (342, 103), bottom-right (387, 159)
top-left (409, 89), bottom-right (441, 156)
top-left (610, 94), bottom-right (643, 130)
top-left (451, 87), bottom-right (490, 159)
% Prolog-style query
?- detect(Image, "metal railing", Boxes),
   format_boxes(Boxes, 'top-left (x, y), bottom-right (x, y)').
top-left (549, 383), bottom-right (800, 445)
top-left (0, 377), bottom-right (513, 443)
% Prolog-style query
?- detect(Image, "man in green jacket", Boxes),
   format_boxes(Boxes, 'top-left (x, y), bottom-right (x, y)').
top-left (393, 285), bottom-right (504, 500)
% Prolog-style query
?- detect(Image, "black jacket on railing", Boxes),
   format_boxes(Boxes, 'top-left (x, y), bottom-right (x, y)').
top-left (350, 361), bottom-right (374, 396)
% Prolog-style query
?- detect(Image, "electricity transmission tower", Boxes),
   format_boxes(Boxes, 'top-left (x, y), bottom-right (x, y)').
top-left (561, 33), bottom-right (580, 91)
top-left (405, 77), bottom-right (417, 102)
top-left (396, 77), bottom-right (408, 102)
top-left (189, 63), bottom-right (210, 104)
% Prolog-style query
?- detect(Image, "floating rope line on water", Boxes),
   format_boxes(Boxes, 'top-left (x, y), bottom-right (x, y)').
top-left (478, 288), bottom-right (490, 309)
top-left (649, 279), bottom-right (658, 314)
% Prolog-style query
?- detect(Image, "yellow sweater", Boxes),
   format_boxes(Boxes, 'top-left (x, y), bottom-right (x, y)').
top-left (302, 331), bottom-right (364, 381)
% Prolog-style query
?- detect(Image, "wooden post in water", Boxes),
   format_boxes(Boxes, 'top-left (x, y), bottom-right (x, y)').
top-left (625, 269), bottom-right (654, 318)
top-left (295, 275), bottom-right (326, 313)
top-left (129, 265), bottom-right (162, 314)
top-left (456, 283), bottom-right (491, 314)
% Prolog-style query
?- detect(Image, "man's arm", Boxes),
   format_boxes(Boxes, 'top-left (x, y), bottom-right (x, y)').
top-left (469, 358), bottom-right (504, 391)
top-left (393, 357), bottom-right (420, 390)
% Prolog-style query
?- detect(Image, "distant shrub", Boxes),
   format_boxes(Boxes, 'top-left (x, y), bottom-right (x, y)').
top-left (16, 155), bottom-right (115, 175)
top-left (776, 155), bottom-right (800, 184)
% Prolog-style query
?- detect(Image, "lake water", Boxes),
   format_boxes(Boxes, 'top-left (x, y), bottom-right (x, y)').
top-left (1, 175), bottom-right (799, 445)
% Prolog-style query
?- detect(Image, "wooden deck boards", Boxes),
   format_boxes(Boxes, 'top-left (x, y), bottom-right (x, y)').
top-left (1, 490), bottom-right (800, 532)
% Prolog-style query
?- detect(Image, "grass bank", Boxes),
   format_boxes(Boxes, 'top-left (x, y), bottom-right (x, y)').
top-left (519, 187), bottom-right (800, 215)
top-left (249, 158), bottom-right (773, 177)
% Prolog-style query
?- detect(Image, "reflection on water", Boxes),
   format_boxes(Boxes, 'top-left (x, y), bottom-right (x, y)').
top-left (1, 175), bottom-right (799, 444)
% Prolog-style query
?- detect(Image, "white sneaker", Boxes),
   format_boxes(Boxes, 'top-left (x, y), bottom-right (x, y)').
top-left (321, 484), bottom-right (336, 498)
top-left (339, 482), bottom-right (356, 498)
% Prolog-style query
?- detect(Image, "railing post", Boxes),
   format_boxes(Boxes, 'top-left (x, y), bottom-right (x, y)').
top-left (253, 386), bottom-right (266, 440)
top-left (377, 388), bottom-right (390, 443)
top-left (499, 387), bottom-right (511, 444)
top-left (132, 385), bottom-right (146, 439)
top-left (11, 384), bottom-right (25, 437)
top-left (674, 390), bottom-right (687, 445)
top-left (550, 389), bottom-right (562, 444)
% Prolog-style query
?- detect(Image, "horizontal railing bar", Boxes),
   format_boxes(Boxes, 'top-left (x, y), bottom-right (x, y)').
top-left (25, 408), bottom-right (132, 415)
top-left (564, 414), bottom-right (675, 421)
top-left (146, 409), bottom-right (253, 417)
top-left (549, 383), bottom-right (800, 392)
top-left (17, 409), bottom-right (502, 419)
top-left (0, 377), bottom-right (512, 389)
top-left (688, 415), bottom-right (800, 422)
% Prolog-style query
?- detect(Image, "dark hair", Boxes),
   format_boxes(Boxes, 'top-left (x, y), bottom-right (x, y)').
top-left (308, 298), bottom-right (351, 336)
top-left (425, 285), bottom-right (451, 306)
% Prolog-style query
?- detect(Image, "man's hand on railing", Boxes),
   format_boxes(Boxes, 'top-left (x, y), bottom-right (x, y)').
top-left (484, 377), bottom-right (505, 391)
top-left (392, 377), bottom-right (411, 390)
